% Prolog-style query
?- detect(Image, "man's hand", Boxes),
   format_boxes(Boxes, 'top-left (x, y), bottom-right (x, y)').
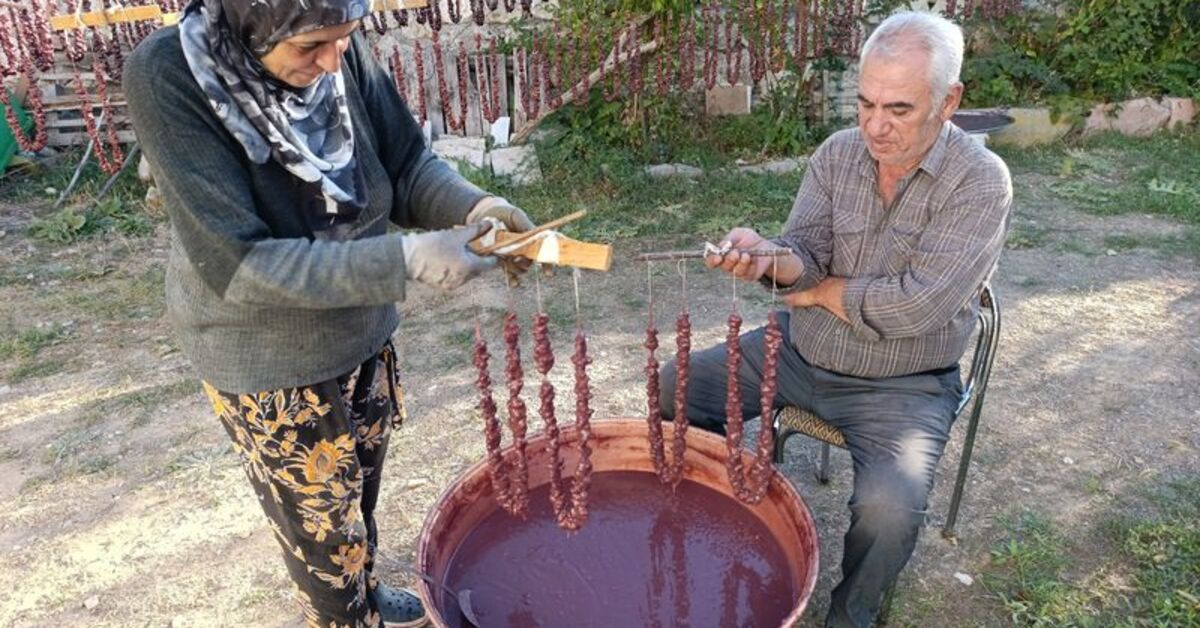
top-left (704, 228), bottom-right (777, 282)
top-left (784, 276), bottom-right (849, 323)
top-left (704, 227), bottom-right (805, 286)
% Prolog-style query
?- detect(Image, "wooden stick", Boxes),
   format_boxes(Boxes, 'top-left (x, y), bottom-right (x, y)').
top-left (475, 210), bottom-right (587, 256)
top-left (484, 230), bottom-right (612, 271)
top-left (54, 112), bottom-right (102, 209)
top-left (93, 143), bottom-right (140, 204)
top-left (636, 248), bottom-right (792, 262)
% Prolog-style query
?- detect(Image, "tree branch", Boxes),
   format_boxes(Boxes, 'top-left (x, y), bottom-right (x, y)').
top-left (511, 20), bottom-right (661, 145)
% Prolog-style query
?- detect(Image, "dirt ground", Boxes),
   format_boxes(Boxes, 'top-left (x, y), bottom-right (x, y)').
top-left (0, 168), bottom-right (1197, 627)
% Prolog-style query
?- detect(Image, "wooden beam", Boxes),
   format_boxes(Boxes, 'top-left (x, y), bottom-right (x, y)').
top-left (49, 0), bottom-right (426, 31)
top-left (482, 231), bottom-right (613, 272)
top-left (372, 0), bottom-right (429, 9)
top-left (50, 5), bottom-right (162, 30)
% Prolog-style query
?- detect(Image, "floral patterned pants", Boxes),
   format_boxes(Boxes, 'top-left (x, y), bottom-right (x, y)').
top-left (203, 342), bottom-right (406, 628)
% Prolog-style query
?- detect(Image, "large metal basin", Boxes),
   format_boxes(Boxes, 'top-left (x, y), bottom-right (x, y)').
top-left (416, 418), bottom-right (819, 627)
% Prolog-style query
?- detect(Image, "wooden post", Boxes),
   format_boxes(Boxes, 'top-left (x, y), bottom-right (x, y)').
top-left (496, 48), bottom-right (509, 125)
top-left (511, 49), bottom-right (525, 130)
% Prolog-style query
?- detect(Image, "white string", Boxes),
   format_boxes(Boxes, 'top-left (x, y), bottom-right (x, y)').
top-left (572, 267), bottom-right (582, 325)
top-left (646, 261), bottom-right (654, 328)
top-left (773, 255), bottom-right (779, 303)
top-left (731, 266), bottom-right (738, 314)
top-left (535, 264), bottom-right (543, 314)
top-left (677, 259), bottom-right (688, 313)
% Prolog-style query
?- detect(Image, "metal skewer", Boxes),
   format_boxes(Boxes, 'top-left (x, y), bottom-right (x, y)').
top-left (635, 247), bottom-right (791, 262)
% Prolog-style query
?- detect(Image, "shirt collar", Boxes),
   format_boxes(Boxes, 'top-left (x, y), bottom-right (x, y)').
top-left (857, 121), bottom-right (952, 180)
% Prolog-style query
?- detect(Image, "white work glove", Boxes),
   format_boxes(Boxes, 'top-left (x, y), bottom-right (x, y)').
top-left (465, 196), bottom-right (537, 286)
top-left (401, 223), bottom-right (498, 291)
top-left (465, 196), bottom-right (536, 232)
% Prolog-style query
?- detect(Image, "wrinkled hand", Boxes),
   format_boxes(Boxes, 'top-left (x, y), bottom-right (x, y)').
top-left (401, 223), bottom-right (498, 291)
top-left (704, 228), bottom-right (775, 282)
top-left (466, 196), bottom-right (537, 286)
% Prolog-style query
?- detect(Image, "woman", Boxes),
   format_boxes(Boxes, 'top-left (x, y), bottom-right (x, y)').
top-left (124, 1), bottom-right (533, 625)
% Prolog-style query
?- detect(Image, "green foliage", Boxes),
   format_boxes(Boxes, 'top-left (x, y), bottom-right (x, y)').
top-left (962, 0), bottom-right (1200, 107)
top-left (27, 209), bottom-right (90, 244)
top-left (28, 197), bottom-right (153, 245)
top-left (540, 0), bottom-right (840, 166)
top-left (475, 126), bottom-right (802, 244)
top-left (554, 83), bottom-right (822, 167)
top-left (1055, 0), bottom-right (1200, 101)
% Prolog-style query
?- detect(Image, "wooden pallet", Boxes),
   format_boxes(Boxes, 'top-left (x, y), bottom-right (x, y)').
top-left (48, 0), bottom-right (427, 31)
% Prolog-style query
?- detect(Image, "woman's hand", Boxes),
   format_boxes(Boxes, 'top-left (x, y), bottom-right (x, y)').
top-left (466, 196), bottom-right (536, 286)
top-left (466, 197), bottom-right (536, 232)
top-left (401, 223), bottom-right (499, 291)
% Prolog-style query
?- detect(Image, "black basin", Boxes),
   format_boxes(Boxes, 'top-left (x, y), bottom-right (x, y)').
top-left (951, 109), bottom-right (1015, 134)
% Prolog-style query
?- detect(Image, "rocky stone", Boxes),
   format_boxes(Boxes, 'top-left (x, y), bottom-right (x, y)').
top-left (489, 116), bottom-right (511, 147)
top-left (989, 107), bottom-right (1071, 147)
top-left (1112, 97), bottom-right (1170, 137)
top-left (1084, 103), bottom-right (1115, 134)
top-left (705, 84), bottom-right (752, 116)
top-left (137, 154), bottom-right (155, 183)
top-left (431, 136), bottom-right (487, 171)
top-left (490, 145), bottom-right (542, 185)
top-left (145, 185), bottom-right (162, 208)
top-left (1165, 97), bottom-right (1197, 130)
top-left (736, 157), bottom-right (807, 175)
top-left (953, 572), bottom-right (974, 586)
top-left (645, 163), bottom-right (704, 178)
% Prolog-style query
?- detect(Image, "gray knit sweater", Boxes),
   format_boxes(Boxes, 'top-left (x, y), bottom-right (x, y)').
top-left (125, 28), bottom-right (488, 393)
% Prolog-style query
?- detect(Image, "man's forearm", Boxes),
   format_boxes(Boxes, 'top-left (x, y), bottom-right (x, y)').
top-left (783, 276), bottom-right (850, 323)
top-left (763, 252), bottom-right (805, 287)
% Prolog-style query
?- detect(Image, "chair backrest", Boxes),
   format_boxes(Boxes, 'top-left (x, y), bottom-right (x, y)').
top-left (956, 285), bottom-right (1002, 416)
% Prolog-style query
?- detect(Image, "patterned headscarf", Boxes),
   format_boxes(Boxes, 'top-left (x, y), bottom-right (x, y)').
top-left (179, 0), bottom-right (370, 232)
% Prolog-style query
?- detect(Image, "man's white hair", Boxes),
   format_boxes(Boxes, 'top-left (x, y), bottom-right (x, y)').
top-left (859, 11), bottom-right (964, 104)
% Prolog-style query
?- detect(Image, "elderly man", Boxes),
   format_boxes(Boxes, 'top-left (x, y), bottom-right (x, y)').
top-left (659, 11), bottom-right (1012, 627)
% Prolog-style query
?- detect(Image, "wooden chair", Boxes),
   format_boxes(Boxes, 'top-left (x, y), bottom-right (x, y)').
top-left (770, 284), bottom-right (1001, 623)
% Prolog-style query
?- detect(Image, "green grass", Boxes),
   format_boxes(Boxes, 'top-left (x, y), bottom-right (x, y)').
top-left (0, 326), bottom-right (69, 361)
top-left (983, 477), bottom-right (1200, 626)
top-left (1103, 234), bottom-right (1142, 252)
top-left (994, 130), bottom-right (1200, 258)
top-left (43, 266), bottom-right (166, 322)
top-left (79, 379), bottom-right (199, 429)
top-left (8, 360), bottom-right (65, 382)
top-left (0, 444), bottom-right (22, 463)
top-left (465, 133), bottom-right (802, 245)
top-left (0, 148), bottom-right (148, 207)
top-left (1, 326), bottom-right (70, 383)
top-left (1006, 224), bottom-right (1051, 250)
